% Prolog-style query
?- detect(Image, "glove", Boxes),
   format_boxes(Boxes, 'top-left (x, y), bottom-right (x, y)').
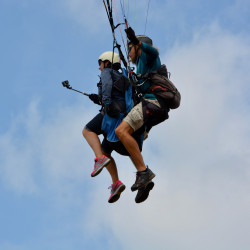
top-left (125, 27), bottom-right (139, 45)
top-left (89, 94), bottom-right (101, 105)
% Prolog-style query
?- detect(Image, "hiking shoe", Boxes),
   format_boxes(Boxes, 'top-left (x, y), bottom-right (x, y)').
top-left (131, 167), bottom-right (155, 191)
top-left (108, 180), bottom-right (126, 203)
top-left (135, 181), bottom-right (155, 203)
top-left (91, 155), bottom-right (111, 177)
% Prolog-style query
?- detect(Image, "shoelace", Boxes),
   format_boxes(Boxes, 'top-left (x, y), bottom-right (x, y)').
top-left (108, 183), bottom-right (119, 193)
top-left (95, 156), bottom-right (106, 165)
top-left (108, 185), bottom-right (115, 193)
top-left (93, 158), bottom-right (99, 169)
top-left (135, 171), bottom-right (142, 181)
top-left (94, 157), bottom-right (104, 167)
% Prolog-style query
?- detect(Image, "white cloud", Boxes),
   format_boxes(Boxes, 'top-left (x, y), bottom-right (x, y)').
top-left (0, 101), bottom-right (41, 194)
top-left (0, 99), bottom-right (97, 197)
top-left (62, 0), bottom-right (108, 33)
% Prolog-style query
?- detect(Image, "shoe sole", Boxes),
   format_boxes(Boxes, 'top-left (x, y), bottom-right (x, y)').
top-left (108, 185), bottom-right (126, 203)
top-left (131, 173), bottom-right (156, 192)
top-left (135, 181), bottom-right (154, 203)
top-left (91, 158), bottom-right (111, 177)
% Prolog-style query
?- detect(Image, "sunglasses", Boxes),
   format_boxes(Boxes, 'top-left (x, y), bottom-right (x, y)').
top-left (98, 60), bottom-right (103, 66)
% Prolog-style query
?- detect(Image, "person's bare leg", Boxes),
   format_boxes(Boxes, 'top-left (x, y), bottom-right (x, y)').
top-left (103, 153), bottom-right (119, 184)
top-left (116, 121), bottom-right (155, 191)
top-left (82, 128), bottom-right (103, 158)
top-left (103, 153), bottom-right (125, 203)
top-left (115, 121), bottom-right (146, 171)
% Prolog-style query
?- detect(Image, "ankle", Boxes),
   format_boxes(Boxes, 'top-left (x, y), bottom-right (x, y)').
top-left (96, 154), bottom-right (107, 159)
top-left (137, 166), bottom-right (147, 172)
top-left (112, 179), bottom-right (119, 185)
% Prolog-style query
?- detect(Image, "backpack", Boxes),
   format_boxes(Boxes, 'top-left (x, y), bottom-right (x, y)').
top-left (101, 68), bottom-right (133, 142)
top-left (144, 65), bottom-right (181, 109)
top-left (111, 72), bottom-right (133, 114)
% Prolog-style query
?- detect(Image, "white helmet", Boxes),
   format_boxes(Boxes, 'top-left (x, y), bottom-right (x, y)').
top-left (98, 51), bottom-right (121, 64)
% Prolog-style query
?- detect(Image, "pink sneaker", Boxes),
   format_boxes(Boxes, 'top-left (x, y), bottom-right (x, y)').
top-left (108, 180), bottom-right (126, 203)
top-left (91, 155), bottom-right (111, 177)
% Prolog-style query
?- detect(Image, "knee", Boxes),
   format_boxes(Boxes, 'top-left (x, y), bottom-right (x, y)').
top-left (115, 126), bottom-right (122, 139)
top-left (115, 122), bottom-right (132, 140)
top-left (82, 127), bottom-right (88, 138)
top-left (116, 126), bottom-right (128, 140)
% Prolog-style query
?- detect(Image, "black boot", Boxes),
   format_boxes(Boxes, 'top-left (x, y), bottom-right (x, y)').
top-left (135, 181), bottom-right (155, 203)
top-left (131, 167), bottom-right (155, 191)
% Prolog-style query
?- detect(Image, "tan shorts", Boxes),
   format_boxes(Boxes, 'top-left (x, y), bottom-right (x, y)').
top-left (124, 99), bottom-right (161, 131)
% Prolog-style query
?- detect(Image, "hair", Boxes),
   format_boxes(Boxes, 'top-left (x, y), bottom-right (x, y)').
top-left (104, 61), bottom-right (121, 71)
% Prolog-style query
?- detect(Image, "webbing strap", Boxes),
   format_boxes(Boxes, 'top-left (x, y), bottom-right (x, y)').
top-left (103, 0), bottom-right (128, 69)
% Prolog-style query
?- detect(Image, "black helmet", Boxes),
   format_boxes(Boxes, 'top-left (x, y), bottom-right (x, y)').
top-left (136, 35), bottom-right (153, 46)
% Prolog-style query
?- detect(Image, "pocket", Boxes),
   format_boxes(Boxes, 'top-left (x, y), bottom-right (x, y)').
top-left (142, 101), bottom-right (169, 127)
top-left (107, 101), bottom-right (123, 118)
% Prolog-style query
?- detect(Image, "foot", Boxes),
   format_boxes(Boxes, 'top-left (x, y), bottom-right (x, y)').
top-left (91, 155), bottom-right (111, 177)
top-left (131, 166), bottom-right (155, 191)
top-left (108, 180), bottom-right (126, 203)
top-left (135, 181), bottom-right (154, 203)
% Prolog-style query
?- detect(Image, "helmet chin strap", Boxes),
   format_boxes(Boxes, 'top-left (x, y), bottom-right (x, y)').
top-left (135, 45), bottom-right (140, 62)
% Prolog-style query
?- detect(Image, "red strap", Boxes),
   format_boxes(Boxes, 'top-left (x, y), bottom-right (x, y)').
top-left (151, 86), bottom-right (167, 92)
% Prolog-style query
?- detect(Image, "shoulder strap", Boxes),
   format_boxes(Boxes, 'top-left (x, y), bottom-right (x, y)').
top-left (141, 64), bottom-right (168, 80)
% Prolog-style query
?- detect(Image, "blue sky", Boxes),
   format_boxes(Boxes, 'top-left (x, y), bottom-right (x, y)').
top-left (1, 0), bottom-right (250, 249)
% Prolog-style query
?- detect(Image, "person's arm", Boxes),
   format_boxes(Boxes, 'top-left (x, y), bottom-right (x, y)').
top-left (125, 27), bottom-right (158, 58)
top-left (139, 42), bottom-right (159, 58)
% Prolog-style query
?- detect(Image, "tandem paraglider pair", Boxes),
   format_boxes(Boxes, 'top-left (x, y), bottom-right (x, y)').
top-left (61, 1), bottom-right (181, 204)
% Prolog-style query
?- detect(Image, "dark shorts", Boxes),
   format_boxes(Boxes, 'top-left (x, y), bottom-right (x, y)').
top-left (85, 112), bottom-right (143, 156)
top-left (85, 112), bottom-right (104, 136)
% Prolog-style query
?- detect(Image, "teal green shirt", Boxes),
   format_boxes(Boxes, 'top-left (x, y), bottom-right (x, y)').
top-left (136, 42), bottom-right (161, 99)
